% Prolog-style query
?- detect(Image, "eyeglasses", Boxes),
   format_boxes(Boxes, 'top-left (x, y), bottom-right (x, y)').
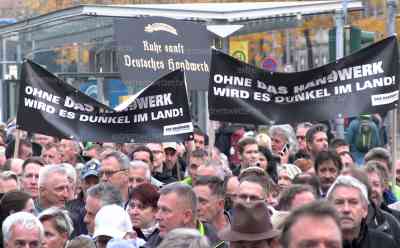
top-left (296, 135), bottom-right (306, 141)
top-left (238, 193), bottom-right (264, 202)
top-left (99, 169), bottom-right (126, 178)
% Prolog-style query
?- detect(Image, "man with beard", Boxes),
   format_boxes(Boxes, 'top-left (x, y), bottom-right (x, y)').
top-left (315, 150), bottom-right (342, 197)
top-left (306, 123), bottom-right (329, 162)
top-left (327, 175), bottom-right (396, 248)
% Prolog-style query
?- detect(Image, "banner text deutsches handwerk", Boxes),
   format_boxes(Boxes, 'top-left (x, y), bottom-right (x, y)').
top-left (123, 55), bottom-right (209, 72)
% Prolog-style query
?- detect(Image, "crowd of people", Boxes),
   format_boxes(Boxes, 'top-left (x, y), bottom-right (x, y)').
top-left (0, 113), bottom-right (399, 248)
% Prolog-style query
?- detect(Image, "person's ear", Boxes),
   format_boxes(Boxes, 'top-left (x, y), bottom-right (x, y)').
top-left (183, 209), bottom-right (194, 225)
top-left (39, 185), bottom-right (45, 195)
top-left (217, 198), bottom-right (224, 210)
top-left (362, 203), bottom-right (368, 218)
top-left (61, 232), bottom-right (68, 241)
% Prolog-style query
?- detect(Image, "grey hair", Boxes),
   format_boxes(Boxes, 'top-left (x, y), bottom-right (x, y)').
top-left (201, 160), bottom-right (226, 180)
top-left (296, 122), bottom-right (313, 131)
top-left (0, 170), bottom-right (18, 182)
top-left (38, 207), bottom-right (74, 237)
top-left (129, 160), bottom-right (151, 181)
top-left (38, 164), bottom-right (68, 187)
top-left (86, 183), bottom-right (123, 207)
top-left (61, 139), bottom-right (81, 153)
top-left (160, 183), bottom-right (198, 219)
top-left (327, 175), bottom-right (369, 205)
top-left (158, 228), bottom-right (210, 248)
top-left (60, 163), bottom-right (77, 185)
top-left (364, 147), bottom-right (392, 170)
top-left (3, 212), bottom-right (44, 243)
top-left (102, 150), bottom-right (130, 170)
top-left (269, 124), bottom-right (298, 153)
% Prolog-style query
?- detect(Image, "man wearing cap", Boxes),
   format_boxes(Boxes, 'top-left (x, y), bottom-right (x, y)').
top-left (93, 204), bottom-right (145, 248)
top-left (218, 201), bottom-right (280, 248)
top-left (327, 175), bottom-right (397, 248)
top-left (159, 142), bottom-right (185, 183)
top-left (93, 205), bottom-right (143, 248)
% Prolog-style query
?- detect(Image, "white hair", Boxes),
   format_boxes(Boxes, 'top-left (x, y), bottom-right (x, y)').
top-left (38, 207), bottom-right (74, 237)
top-left (129, 160), bottom-right (151, 181)
top-left (269, 124), bottom-right (298, 153)
top-left (60, 163), bottom-right (77, 185)
top-left (327, 175), bottom-right (369, 205)
top-left (158, 228), bottom-right (209, 248)
top-left (38, 164), bottom-right (68, 187)
top-left (3, 212), bottom-right (44, 243)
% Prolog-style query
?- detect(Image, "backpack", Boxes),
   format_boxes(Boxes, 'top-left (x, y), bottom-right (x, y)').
top-left (355, 118), bottom-right (373, 153)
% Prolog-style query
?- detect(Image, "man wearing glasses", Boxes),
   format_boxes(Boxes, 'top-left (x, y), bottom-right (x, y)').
top-left (100, 151), bottom-right (130, 203)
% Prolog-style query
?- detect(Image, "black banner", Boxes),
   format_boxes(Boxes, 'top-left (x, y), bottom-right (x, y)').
top-left (17, 61), bottom-right (193, 143)
top-left (115, 17), bottom-right (211, 91)
top-left (209, 36), bottom-right (399, 124)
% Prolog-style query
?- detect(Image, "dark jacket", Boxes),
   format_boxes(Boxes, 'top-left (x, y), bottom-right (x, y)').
top-left (345, 219), bottom-right (397, 248)
top-left (142, 222), bottom-right (226, 248)
top-left (366, 203), bottom-right (400, 246)
top-left (153, 160), bottom-right (186, 184)
top-left (381, 203), bottom-right (400, 223)
top-left (66, 194), bottom-right (88, 237)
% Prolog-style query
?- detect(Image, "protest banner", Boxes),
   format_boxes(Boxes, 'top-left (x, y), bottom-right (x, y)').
top-left (115, 16), bottom-right (212, 91)
top-left (209, 36), bottom-right (399, 124)
top-left (17, 60), bottom-right (193, 143)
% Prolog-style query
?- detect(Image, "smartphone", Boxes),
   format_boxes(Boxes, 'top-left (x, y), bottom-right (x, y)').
top-left (280, 143), bottom-right (290, 155)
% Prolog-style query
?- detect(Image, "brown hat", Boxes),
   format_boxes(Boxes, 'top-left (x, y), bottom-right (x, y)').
top-left (218, 201), bottom-right (280, 242)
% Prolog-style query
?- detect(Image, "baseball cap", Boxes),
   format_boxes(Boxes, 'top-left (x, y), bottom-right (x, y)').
top-left (93, 204), bottom-right (133, 240)
top-left (163, 142), bottom-right (177, 151)
top-left (80, 159), bottom-right (100, 180)
top-left (84, 142), bottom-right (96, 151)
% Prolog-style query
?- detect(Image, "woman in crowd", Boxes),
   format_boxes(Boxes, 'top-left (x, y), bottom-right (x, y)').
top-left (258, 146), bottom-right (279, 183)
top-left (0, 190), bottom-right (35, 247)
top-left (38, 207), bottom-right (74, 248)
top-left (126, 183), bottom-right (159, 241)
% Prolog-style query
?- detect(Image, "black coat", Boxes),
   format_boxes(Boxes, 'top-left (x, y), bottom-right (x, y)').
top-left (343, 221), bottom-right (397, 248)
top-left (366, 203), bottom-right (400, 246)
top-left (142, 222), bottom-right (226, 248)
